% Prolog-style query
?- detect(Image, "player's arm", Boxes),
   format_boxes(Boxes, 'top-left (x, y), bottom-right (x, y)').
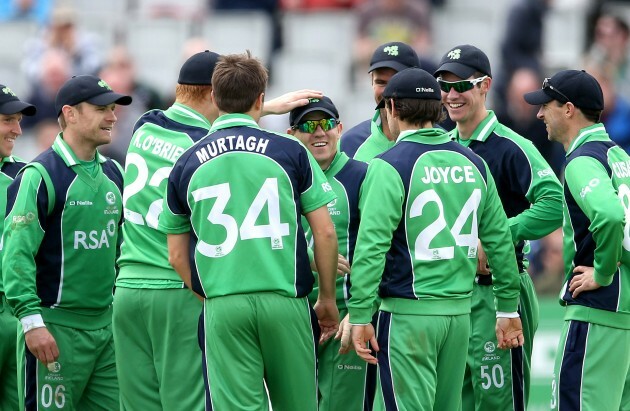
top-left (564, 157), bottom-right (624, 287)
top-left (478, 168), bottom-right (521, 311)
top-left (508, 149), bottom-right (563, 242)
top-left (477, 167), bottom-right (524, 348)
top-left (3, 168), bottom-right (59, 364)
top-left (262, 89), bottom-right (323, 116)
top-left (304, 205), bottom-right (337, 303)
top-left (158, 162), bottom-right (197, 292)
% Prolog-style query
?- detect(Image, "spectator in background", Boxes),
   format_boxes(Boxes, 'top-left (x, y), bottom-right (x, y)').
top-left (494, 0), bottom-right (549, 109)
top-left (21, 5), bottom-right (102, 82)
top-left (98, 45), bottom-right (165, 164)
top-left (495, 67), bottom-right (564, 176)
top-left (585, 14), bottom-right (630, 96)
top-left (353, 0), bottom-right (434, 76)
top-left (529, 229), bottom-right (564, 296)
top-left (588, 63), bottom-right (630, 153)
top-left (0, 0), bottom-right (53, 24)
top-left (21, 48), bottom-right (70, 130)
top-left (281, 0), bottom-right (362, 10)
top-left (210, 0), bottom-right (282, 78)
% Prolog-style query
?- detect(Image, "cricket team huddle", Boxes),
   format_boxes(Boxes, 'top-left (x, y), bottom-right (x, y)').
top-left (0, 39), bottom-right (628, 411)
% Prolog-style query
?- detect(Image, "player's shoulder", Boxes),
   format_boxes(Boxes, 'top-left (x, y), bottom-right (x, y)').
top-left (340, 119), bottom-right (371, 158)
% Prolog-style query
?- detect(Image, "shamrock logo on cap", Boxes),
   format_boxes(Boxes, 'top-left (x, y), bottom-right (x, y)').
top-left (97, 80), bottom-right (112, 91)
top-left (383, 45), bottom-right (399, 56)
top-left (2, 87), bottom-right (16, 97)
top-left (447, 49), bottom-right (461, 60)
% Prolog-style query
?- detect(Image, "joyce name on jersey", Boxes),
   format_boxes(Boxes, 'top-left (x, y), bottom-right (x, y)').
top-left (160, 119), bottom-right (335, 300)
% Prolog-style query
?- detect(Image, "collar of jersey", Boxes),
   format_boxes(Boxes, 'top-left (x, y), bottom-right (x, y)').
top-left (166, 102), bottom-right (213, 129)
top-left (53, 134), bottom-right (106, 167)
top-left (565, 123), bottom-right (609, 156)
top-left (397, 128), bottom-right (450, 145)
top-left (0, 155), bottom-right (15, 164)
top-left (369, 110), bottom-right (391, 145)
top-left (324, 151), bottom-right (349, 176)
top-left (451, 110), bottom-right (498, 143)
top-left (209, 113), bottom-right (260, 132)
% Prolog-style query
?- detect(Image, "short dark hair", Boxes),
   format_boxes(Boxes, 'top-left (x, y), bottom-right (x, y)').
top-left (386, 98), bottom-right (445, 125)
top-left (211, 51), bottom-right (268, 113)
top-left (579, 106), bottom-right (602, 123)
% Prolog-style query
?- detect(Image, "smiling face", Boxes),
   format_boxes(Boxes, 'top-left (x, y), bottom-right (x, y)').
top-left (439, 71), bottom-right (490, 130)
top-left (0, 113), bottom-right (23, 158)
top-left (536, 100), bottom-right (569, 146)
top-left (288, 111), bottom-right (342, 170)
top-left (71, 102), bottom-right (118, 148)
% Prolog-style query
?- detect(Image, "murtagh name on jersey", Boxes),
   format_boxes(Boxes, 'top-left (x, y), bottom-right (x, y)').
top-left (73, 219), bottom-right (117, 250)
top-left (195, 135), bottom-right (270, 164)
top-left (420, 165), bottom-right (476, 184)
top-left (132, 132), bottom-right (186, 162)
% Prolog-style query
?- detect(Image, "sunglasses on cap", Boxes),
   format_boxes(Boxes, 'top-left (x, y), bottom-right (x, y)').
top-left (437, 75), bottom-right (488, 93)
top-left (292, 118), bottom-right (339, 134)
top-left (542, 78), bottom-right (570, 103)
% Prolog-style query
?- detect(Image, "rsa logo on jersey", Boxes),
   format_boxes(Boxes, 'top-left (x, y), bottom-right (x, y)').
top-left (73, 219), bottom-right (117, 250)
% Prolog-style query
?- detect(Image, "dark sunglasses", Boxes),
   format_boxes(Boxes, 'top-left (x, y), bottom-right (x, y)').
top-left (293, 118), bottom-right (339, 134)
top-left (542, 78), bottom-right (570, 103)
top-left (437, 75), bottom-right (488, 93)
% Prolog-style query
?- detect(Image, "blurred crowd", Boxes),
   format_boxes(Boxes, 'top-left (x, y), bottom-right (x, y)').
top-left (3, 0), bottom-right (630, 295)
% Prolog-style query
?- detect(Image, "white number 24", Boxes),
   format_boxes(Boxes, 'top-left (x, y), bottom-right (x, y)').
top-left (409, 189), bottom-right (481, 260)
top-left (192, 178), bottom-right (290, 258)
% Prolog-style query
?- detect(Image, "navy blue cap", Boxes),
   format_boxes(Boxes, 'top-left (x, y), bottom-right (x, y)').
top-left (55, 75), bottom-right (132, 116)
top-left (524, 69), bottom-right (604, 110)
top-left (376, 68), bottom-right (441, 109)
top-left (0, 85), bottom-right (36, 116)
top-left (178, 50), bottom-right (221, 85)
top-left (435, 44), bottom-right (492, 79)
top-left (289, 96), bottom-right (339, 126)
top-left (369, 42), bottom-right (420, 73)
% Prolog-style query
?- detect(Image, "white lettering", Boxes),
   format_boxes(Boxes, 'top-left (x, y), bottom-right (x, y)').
top-left (420, 166), bottom-right (476, 184)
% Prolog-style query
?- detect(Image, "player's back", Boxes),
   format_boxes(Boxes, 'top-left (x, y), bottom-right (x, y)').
top-left (118, 107), bottom-right (210, 280)
top-left (376, 136), bottom-right (493, 305)
top-left (166, 120), bottom-right (333, 300)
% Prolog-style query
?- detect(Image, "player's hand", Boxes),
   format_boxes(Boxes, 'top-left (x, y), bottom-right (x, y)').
top-left (569, 266), bottom-right (601, 298)
top-left (25, 327), bottom-right (59, 365)
top-left (352, 324), bottom-right (379, 365)
top-left (262, 89), bottom-right (324, 115)
top-left (335, 313), bottom-right (354, 354)
top-left (477, 241), bottom-right (490, 275)
top-left (313, 299), bottom-right (339, 344)
top-left (495, 317), bottom-right (524, 350)
top-left (337, 254), bottom-right (351, 276)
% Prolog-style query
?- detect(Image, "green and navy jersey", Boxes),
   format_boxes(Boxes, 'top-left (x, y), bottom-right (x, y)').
top-left (303, 151), bottom-right (368, 309)
top-left (451, 111), bottom-right (563, 271)
top-left (2, 136), bottom-right (123, 330)
top-left (347, 128), bottom-right (520, 324)
top-left (351, 111), bottom-right (396, 163)
top-left (561, 123), bottom-right (630, 329)
top-left (159, 113), bottom-right (336, 299)
top-left (117, 103), bottom-right (213, 289)
top-left (340, 119), bottom-right (370, 158)
top-left (0, 155), bottom-right (26, 296)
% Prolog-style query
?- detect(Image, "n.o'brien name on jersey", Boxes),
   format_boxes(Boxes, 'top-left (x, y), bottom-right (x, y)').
top-left (420, 165), bottom-right (476, 184)
top-left (612, 159), bottom-right (630, 179)
top-left (131, 131), bottom-right (187, 162)
top-left (195, 135), bottom-right (270, 164)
